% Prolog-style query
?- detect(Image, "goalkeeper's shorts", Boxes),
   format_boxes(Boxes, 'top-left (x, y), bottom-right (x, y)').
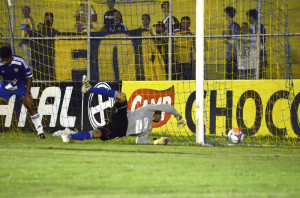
top-left (98, 101), bottom-right (128, 141)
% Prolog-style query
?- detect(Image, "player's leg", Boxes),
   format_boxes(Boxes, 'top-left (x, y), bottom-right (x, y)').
top-left (56, 98), bottom-right (128, 143)
top-left (259, 51), bottom-right (267, 79)
top-left (56, 128), bottom-right (103, 143)
top-left (67, 98), bottom-right (128, 142)
top-left (81, 75), bottom-right (126, 103)
top-left (72, 129), bottom-right (101, 139)
top-left (18, 86), bottom-right (45, 139)
top-left (225, 58), bottom-right (233, 79)
top-left (232, 57), bottom-right (238, 80)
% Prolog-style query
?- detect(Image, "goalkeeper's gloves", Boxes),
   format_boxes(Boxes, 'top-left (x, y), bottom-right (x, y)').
top-left (175, 115), bottom-right (187, 128)
top-left (153, 137), bottom-right (168, 145)
top-left (81, 75), bottom-right (92, 93)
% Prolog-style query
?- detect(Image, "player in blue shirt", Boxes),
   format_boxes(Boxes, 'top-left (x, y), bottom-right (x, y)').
top-left (0, 46), bottom-right (45, 139)
top-left (53, 75), bottom-right (187, 144)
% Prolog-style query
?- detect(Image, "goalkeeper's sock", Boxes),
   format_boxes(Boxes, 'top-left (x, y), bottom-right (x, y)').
top-left (70, 131), bottom-right (94, 141)
top-left (30, 113), bottom-right (44, 135)
top-left (89, 87), bottom-right (118, 98)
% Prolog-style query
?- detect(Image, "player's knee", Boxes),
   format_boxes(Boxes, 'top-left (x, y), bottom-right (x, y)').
top-left (21, 99), bottom-right (36, 115)
top-left (117, 92), bottom-right (126, 103)
top-left (92, 129), bottom-right (102, 138)
top-left (22, 98), bottom-right (33, 108)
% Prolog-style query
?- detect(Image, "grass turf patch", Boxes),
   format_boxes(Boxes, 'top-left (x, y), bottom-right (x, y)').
top-left (0, 133), bottom-right (299, 198)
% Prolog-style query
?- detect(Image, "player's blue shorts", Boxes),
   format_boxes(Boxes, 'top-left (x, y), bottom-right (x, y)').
top-left (0, 83), bottom-right (27, 102)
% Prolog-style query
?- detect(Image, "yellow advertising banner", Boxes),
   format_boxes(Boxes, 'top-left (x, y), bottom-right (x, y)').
top-left (123, 80), bottom-right (300, 137)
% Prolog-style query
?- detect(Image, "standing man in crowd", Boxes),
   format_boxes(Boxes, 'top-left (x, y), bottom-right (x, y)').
top-left (174, 16), bottom-right (195, 80)
top-left (54, 75), bottom-right (186, 144)
top-left (75, 0), bottom-right (97, 32)
top-left (161, 1), bottom-right (180, 34)
top-left (43, 12), bottom-right (59, 36)
top-left (0, 46), bottom-right (45, 139)
top-left (108, 10), bottom-right (127, 34)
top-left (223, 6), bottom-right (240, 79)
top-left (247, 9), bottom-right (267, 79)
top-left (102, 0), bottom-right (122, 33)
top-left (140, 14), bottom-right (153, 35)
top-left (236, 22), bottom-right (263, 79)
top-left (153, 22), bottom-right (168, 73)
top-left (20, 6), bottom-right (35, 67)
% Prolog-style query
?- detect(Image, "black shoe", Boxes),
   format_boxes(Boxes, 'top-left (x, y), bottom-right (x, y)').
top-left (39, 133), bottom-right (46, 139)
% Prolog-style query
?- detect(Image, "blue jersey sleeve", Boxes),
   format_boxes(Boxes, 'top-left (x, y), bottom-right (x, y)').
top-left (22, 60), bottom-right (33, 78)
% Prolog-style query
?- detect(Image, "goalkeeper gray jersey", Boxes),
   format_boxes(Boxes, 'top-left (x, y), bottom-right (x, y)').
top-left (126, 104), bottom-right (180, 144)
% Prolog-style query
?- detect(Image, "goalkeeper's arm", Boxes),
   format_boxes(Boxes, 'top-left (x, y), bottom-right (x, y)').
top-left (141, 104), bottom-right (187, 128)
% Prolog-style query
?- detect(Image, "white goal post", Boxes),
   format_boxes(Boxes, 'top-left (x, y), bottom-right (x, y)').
top-left (196, 0), bottom-right (205, 145)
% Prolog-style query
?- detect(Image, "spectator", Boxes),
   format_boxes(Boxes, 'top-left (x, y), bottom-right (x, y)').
top-left (36, 23), bottom-right (44, 32)
top-left (74, 21), bottom-right (84, 33)
top-left (139, 14), bottom-right (153, 35)
top-left (101, 0), bottom-right (122, 33)
top-left (0, 33), bottom-right (5, 47)
top-left (236, 22), bottom-right (262, 79)
top-left (43, 12), bottom-right (59, 36)
top-left (223, 6), bottom-right (240, 79)
top-left (153, 22), bottom-right (167, 68)
top-left (161, 1), bottom-right (179, 34)
top-left (75, 0), bottom-right (97, 32)
top-left (108, 10), bottom-right (127, 34)
top-left (31, 12), bottom-right (57, 80)
top-left (174, 16), bottom-right (195, 80)
top-left (246, 9), bottom-right (267, 79)
top-left (74, 21), bottom-right (97, 33)
top-left (20, 6), bottom-right (35, 66)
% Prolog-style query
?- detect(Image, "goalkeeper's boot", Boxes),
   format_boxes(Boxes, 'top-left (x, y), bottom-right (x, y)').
top-left (81, 75), bottom-right (92, 93)
top-left (53, 128), bottom-right (76, 137)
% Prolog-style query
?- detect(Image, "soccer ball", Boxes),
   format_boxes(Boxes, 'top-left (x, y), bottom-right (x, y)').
top-left (228, 128), bottom-right (244, 144)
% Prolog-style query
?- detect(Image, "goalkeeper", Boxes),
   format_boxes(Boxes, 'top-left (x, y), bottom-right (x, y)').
top-left (54, 75), bottom-right (186, 145)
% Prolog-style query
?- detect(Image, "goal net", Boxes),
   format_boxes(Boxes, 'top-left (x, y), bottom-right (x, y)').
top-left (202, 0), bottom-right (298, 146)
top-left (0, 0), bottom-right (298, 146)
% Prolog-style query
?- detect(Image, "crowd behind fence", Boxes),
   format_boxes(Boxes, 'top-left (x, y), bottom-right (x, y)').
top-left (0, 0), bottom-right (298, 81)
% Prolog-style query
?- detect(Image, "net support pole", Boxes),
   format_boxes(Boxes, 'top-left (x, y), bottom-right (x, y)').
top-left (81, 0), bottom-right (92, 130)
top-left (9, 0), bottom-right (15, 52)
top-left (168, 0), bottom-right (173, 80)
top-left (256, 0), bottom-right (262, 79)
top-left (87, 0), bottom-right (91, 79)
top-left (196, 0), bottom-right (205, 144)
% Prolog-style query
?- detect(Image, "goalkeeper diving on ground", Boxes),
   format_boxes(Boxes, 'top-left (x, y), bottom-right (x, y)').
top-left (54, 75), bottom-right (186, 145)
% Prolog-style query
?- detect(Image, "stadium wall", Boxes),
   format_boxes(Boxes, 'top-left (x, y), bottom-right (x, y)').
top-left (1, 80), bottom-right (299, 137)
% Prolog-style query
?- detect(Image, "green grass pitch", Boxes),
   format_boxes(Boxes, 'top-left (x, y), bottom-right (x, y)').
top-left (0, 132), bottom-right (299, 198)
